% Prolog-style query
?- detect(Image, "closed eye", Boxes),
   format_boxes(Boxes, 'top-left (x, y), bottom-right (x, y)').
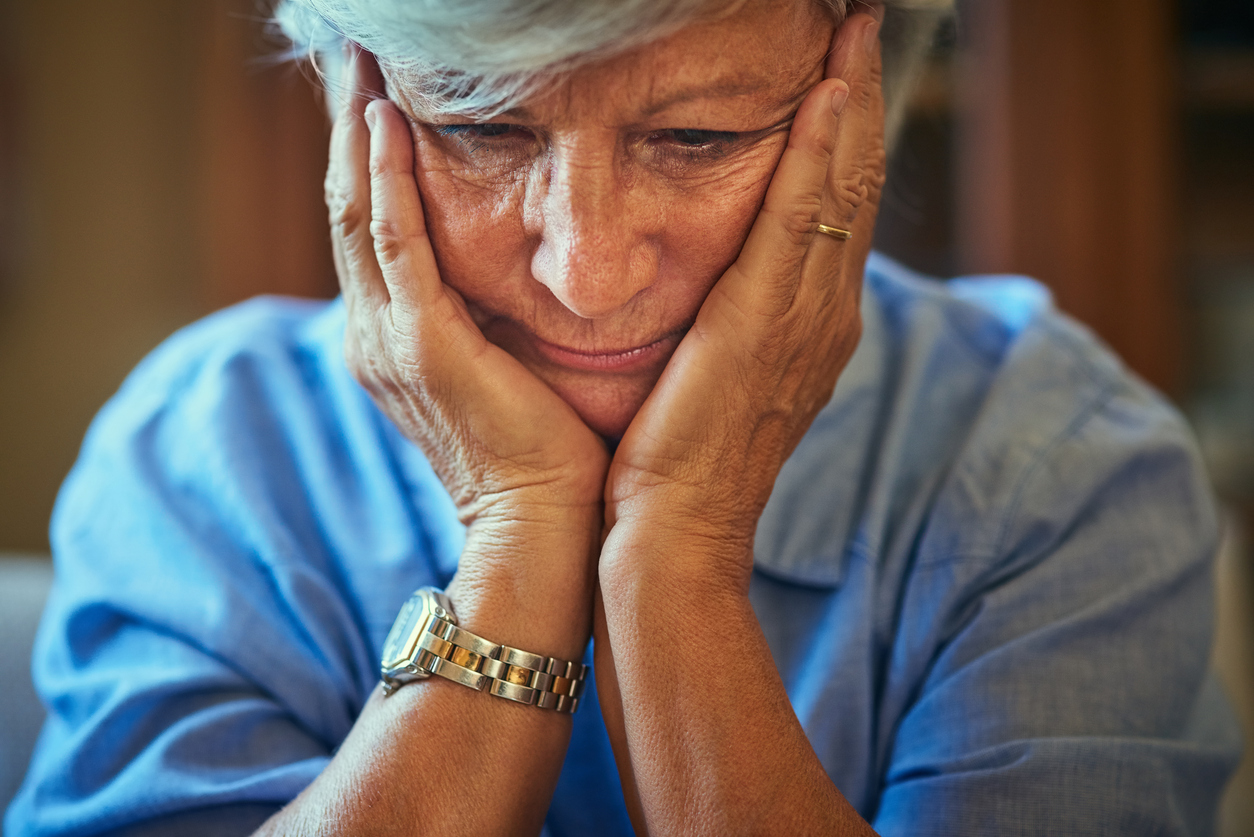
top-left (648, 128), bottom-right (744, 162)
top-left (665, 129), bottom-right (741, 147)
top-left (433, 123), bottom-right (528, 140)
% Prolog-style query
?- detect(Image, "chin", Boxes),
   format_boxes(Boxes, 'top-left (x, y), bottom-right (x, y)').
top-left (547, 375), bottom-right (651, 442)
top-left (582, 409), bottom-right (634, 443)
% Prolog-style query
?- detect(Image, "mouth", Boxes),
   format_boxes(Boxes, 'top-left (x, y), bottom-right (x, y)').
top-left (530, 332), bottom-right (683, 373)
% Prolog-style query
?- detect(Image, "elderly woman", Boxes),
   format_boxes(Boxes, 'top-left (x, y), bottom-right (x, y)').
top-left (6, 0), bottom-right (1239, 834)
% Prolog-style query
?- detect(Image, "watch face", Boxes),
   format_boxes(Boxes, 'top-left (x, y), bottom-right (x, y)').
top-left (381, 592), bottom-right (431, 670)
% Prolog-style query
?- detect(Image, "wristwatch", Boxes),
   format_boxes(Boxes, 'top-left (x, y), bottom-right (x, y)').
top-left (380, 587), bottom-right (588, 713)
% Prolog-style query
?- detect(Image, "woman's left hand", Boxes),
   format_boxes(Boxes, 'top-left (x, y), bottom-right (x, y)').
top-left (603, 8), bottom-right (885, 588)
top-left (594, 15), bottom-right (887, 835)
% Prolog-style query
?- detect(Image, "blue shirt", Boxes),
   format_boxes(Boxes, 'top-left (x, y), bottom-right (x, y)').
top-left (7, 254), bottom-right (1240, 836)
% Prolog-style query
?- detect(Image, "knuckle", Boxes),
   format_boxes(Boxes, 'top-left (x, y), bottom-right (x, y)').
top-left (840, 311), bottom-right (864, 353)
top-left (831, 172), bottom-right (869, 214)
top-left (326, 187), bottom-right (368, 241)
top-left (369, 153), bottom-right (406, 184)
top-left (809, 126), bottom-right (837, 161)
top-left (368, 217), bottom-right (400, 242)
top-left (369, 217), bottom-right (415, 265)
top-left (323, 173), bottom-right (337, 209)
top-left (864, 177), bottom-right (886, 206)
top-left (323, 164), bottom-right (344, 207)
top-left (765, 194), bottom-right (823, 249)
top-left (868, 59), bottom-right (885, 91)
top-left (794, 137), bottom-right (833, 175)
top-left (829, 309), bottom-right (863, 367)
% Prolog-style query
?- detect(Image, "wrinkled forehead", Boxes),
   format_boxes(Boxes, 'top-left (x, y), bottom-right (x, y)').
top-left (382, 0), bottom-right (837, 123)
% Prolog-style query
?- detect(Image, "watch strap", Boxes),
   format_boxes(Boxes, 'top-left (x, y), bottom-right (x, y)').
top-left (409, 595), bottom-right (588, 714)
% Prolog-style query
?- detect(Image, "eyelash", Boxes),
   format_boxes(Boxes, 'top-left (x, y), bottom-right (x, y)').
top-left (432, 124), bottom-right (744, 161)
top-left (431, 123), bottom-right (525, 155)
top-left (652, 129), bottom-right (740, 159)
top-left (433, 124), bottom-right (519, 140)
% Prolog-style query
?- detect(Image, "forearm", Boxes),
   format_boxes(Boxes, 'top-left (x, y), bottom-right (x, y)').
top-left (598, 515), bottom-right (876, 837)
top-left (256, 508), bottom-right (600, 836)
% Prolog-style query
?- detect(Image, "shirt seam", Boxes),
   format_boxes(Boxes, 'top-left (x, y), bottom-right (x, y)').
top-left (987, 324), bottom-right (1124, 565)
top-left (912, 318), bottom-right (1124, 571)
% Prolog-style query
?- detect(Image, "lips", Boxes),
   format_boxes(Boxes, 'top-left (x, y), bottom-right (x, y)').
top-left (531, 333), bottom-right (679, 373)
top-left (468, 299), bottom-right (689, 377)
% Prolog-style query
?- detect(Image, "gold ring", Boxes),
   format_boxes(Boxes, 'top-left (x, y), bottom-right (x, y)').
top-left (816, 224), bottom-right (853, 241)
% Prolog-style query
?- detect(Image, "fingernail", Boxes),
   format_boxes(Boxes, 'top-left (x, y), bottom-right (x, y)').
top-left (364, 103), bottom-right (377, 132)
top-left (864, 19), bottom-right (880, 57)
top-left (831, 84), bottom-right (849, 116)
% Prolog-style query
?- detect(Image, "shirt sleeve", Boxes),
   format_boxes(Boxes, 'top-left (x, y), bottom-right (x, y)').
top-left (871, 366), bottom-right (1241, 836)
top-left (5, 302), bottom-right (381, 837)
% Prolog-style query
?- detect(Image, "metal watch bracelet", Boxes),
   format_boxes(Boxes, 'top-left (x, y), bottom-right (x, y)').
top-left (380, 588), bottom-right (588, 714)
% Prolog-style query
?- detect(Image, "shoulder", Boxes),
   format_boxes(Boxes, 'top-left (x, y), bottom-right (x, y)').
top-left (871, 256), bottom-right (1210, 564)
top-left (12, 300), bottom-right (362, 833)
top-left (55, 293), bottom-right (462, 595)
top-left (61, 294), bottom-right (407, 527)
top-left (56, 295), bottom-right (377, 565)
top-left (757, 254), bottom-right (1212, 585)
top-left (857, 266), bottom-right (1233, 834)
top-left (19, 296), bottom-right (467, 833)
top-left (757, 258), bottom-right (1235, 831)
top-left (865, 250), bottom-right (1122, 408)
top-left (870, 252), bottom-right (1211, 559)
top-left (94, 295), bottom-right (349, 434)
top-left (46, 294), bottom-right (460, 723)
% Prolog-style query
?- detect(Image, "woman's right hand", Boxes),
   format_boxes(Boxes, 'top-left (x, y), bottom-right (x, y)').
top-left (326, 48), bottom-right (607, 653)
top-left (327, 48), bottom-right (608, 524)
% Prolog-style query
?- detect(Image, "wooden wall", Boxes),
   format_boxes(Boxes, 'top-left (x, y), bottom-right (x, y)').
top-left (0, 0), bottom-right (331, 552)
top-left (955, 0), bottom-right (1183, 395)
top-left (198, 0), bottom-right (335, 308)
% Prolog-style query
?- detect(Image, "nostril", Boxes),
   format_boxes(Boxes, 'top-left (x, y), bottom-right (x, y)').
top-left (531, 237), bottom-right (657, 320)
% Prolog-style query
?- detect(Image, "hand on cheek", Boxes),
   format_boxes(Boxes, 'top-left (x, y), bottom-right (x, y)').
top-left (326, 46), bottom-right (609, 542)
top-left (601, 8), bottom-right (886, 583)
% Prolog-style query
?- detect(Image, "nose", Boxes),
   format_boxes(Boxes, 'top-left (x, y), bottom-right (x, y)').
top-left (527, 147), bottom-right (659, 320)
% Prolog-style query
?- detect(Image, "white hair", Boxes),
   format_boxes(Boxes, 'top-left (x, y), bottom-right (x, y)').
top-left (274, 0), bottom-right (952, 143)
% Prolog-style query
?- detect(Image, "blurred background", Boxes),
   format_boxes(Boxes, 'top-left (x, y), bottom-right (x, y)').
top-left (0, 0), bottom-right (1252, 829)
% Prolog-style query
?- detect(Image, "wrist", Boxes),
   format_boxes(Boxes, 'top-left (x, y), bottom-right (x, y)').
top-left (599, 508), bottom-right (754, 600)
top-left (456, 454), bottom-right (610, 528)
top-left (607, 476), bottom-right (762, 549)
top-left (447, 508), bottom-right (601, 663)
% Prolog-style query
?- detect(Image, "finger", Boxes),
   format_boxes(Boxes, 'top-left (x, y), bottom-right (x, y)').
top-left (366, 97), bottom-right (443, 314)
top-left (713, 9), bottom-right (888, 325)
top-left (716, 78), bottom-right (846, 313)
top-left (802, 14), bottom-right (882, 358)
top-left (816, 11), bottom-right (883, 241)
top-left (858, 19), bottom-right (888, 220)
top-left (783, 13), bottom-right (881, 343)
top-left (327, 46), bottom-right (390, 315)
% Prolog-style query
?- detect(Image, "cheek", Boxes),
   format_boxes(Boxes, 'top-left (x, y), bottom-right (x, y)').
top-left (656, 145), bottom-right (783, 299)
top-left (407, 132), bottom-right (784, 325)
top-left (411, 139), bottom-right (530, 301)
